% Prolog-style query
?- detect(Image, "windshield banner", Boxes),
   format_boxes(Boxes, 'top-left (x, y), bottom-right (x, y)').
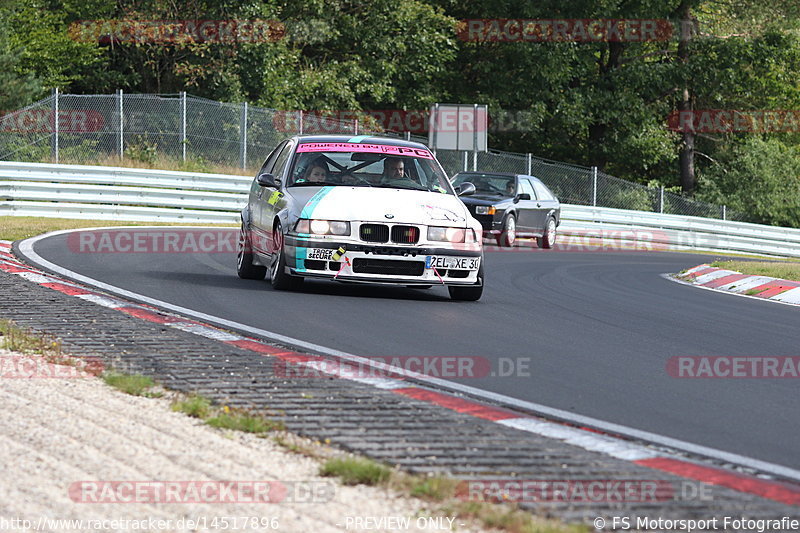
top-left (296, 142), bottom-right (434, 159)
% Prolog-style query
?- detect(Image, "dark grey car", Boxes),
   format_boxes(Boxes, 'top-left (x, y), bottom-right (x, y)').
top-left (452, 172), bottom-right (561, 248)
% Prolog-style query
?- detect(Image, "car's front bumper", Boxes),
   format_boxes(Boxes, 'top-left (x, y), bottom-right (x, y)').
top-left (285, 236), bottom-right (482, 285)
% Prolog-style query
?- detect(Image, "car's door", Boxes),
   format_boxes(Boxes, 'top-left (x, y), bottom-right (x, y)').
top-left (251, 141), bottom-right (287, 253)
top-left (515, 178), bottom-right (541, 232)
top-left (259, 140), bottom-right (296, 248)
top-left (531, 178), bottom-right (559, 233)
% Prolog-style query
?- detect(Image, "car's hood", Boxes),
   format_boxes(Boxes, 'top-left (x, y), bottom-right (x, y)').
top-left (460, 194), bottom-right (511, 206)
top-left (288, 186), bottom-right (470, 226)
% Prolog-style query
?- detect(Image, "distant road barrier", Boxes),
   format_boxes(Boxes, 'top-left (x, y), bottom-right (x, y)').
top-left (2, 161), bottom-right (799, 257)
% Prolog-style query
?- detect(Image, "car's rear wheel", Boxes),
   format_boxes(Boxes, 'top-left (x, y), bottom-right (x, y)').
top-left (496, 214), bottom-right (516, 247)
top-left (270, 223), bottom-right (303, 291)
top-left (537, 217), bottom-right (557, 249)
top-left (237, 222), bottom-right (267, 280)
top-left (448, 263), bottom-right (483, 301)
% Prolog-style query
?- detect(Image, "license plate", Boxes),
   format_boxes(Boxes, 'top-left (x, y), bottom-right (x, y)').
top-left (307, 248), bottom-right (334, 261)
top-left (425, 256), bottom-right (480, 270)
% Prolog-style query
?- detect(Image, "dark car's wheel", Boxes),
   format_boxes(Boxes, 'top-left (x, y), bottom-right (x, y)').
top-left (448, 262), bottom-right (483, 301)
top-left (496, 214), bottom-right (516, 247)
top-left (237, 222), bottom-right (267, 280)
top-left (537, 217), bottom-right (557, 249)
top-left (270, 223), bottom-right (303, 291)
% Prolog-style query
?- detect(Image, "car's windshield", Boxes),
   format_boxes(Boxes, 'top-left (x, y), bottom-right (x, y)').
top-left (452, 173), bottom-right (516, 197)
top-left (288, 142), bottom-right (454, 194)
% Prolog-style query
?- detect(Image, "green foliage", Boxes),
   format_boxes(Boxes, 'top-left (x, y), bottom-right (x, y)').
top-left (124, 136), bottom-right (159, 164)
top-left (320, 457), bottom-right (392, 486)
top-left (0, 25), bottom-right (43, 110)
top-left (697, 137), bottom-right (800, 227)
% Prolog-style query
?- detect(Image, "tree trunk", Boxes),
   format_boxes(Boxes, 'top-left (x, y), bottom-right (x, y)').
top-left (677, 0), bottom-right (696, 193)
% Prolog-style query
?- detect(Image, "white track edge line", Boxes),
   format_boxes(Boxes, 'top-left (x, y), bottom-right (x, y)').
top-left (17, 229), bottom-right (800, 482)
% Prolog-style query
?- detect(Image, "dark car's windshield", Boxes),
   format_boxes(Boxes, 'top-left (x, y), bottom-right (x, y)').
top-left (288, 143), bottom-right (454, 194)
top-left (452, 173), bottom-right (516, 197)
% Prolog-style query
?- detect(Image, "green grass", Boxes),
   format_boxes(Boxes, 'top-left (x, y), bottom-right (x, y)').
top-left (710, 260), bottom-right (800, 282)
top-left (0, 216), bottom-right (236, 242)
top-left (0, 319), bottom-right (62, 355)
top-left (408, 476), bottom-right (459, 502)
top-left (103, 372), bottom-right (162, 397)
top-left (171, 394), bottom-right (212, 418)
top-left (205, 409), bottom-right (284, 434)
top-left (320, 457), bottom-right (392, 486)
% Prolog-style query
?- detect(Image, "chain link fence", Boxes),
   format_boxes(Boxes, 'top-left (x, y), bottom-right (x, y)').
top-left (0, 91), bottom-right (738, 220)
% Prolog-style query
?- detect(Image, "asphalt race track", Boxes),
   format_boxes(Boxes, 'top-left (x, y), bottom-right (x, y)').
top-left (28, 229), bottom-right (800, 472)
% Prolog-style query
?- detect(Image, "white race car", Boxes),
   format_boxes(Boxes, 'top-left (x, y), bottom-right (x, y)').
top-left (237, 135), bottom-right (484, 301)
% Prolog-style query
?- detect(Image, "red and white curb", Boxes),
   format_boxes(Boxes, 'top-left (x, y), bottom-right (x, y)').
top-left (677, 264), bottom-right (800, 306)
top-left (2, 240), bottom-right (799, 507)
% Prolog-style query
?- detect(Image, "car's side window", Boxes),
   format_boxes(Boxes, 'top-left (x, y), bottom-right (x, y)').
top-left (532, 180), bottom-right (554, 201)
top-left (271, 143), bottom-right (295, 180)
top-left (520, 179), bottom-right (537, 199)
top-left (258, 141), bottom-right (287, 177)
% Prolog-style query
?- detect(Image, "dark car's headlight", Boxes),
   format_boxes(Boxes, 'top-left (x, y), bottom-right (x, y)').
top-left (295, 219), bottom-right (350, 236)
top-left (475, 206), bottom-right (496, 215)
top-left (428, 226), bottom-right (476, 243)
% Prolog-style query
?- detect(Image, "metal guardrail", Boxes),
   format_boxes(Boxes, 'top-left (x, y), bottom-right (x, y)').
top-left (2, 161), bottom-right (799, 256)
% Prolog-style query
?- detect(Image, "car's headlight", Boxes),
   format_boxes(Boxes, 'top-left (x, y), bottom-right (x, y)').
top-left (475, 206), bottom-right (496, 215)
top-left (428, 226), bottom-right (468, 243)
top-left (295, 219), bottom-right (350, 236)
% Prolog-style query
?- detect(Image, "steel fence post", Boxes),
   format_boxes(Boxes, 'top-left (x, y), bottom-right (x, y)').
top-left (299, 110), bottom-right (303, 135)
top-left (52, 88), bottom-right (59, 163)
top-left (722, 205), bottom-right (727, 220)
top-left (354, 118), bottom-right (358, 135)
top-left (660, 186), bottom-right (665, 213)
top-left (591, 166), bottom-right (597, 206)
top-left (240, 102), bottom-right (248, 170)
top-left (117, 89), bottom-right (124, 160)
top-left (472, 103), bottom-right (478, 171)
top-left (526, 153), bottom-right (531, 175)
top-left (180, 91), bottom-right (187, 162)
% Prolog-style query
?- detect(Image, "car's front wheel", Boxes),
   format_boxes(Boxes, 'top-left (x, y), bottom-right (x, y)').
top-left (496, 214), bottom-right (516, 247)
top-left (237, 222), bottom-right (267, 280)
top-left (270, 223), bottom-right (303, 291)
top-left (537, 217), bottom-right (557, 249)
top-left (448, 263), bottom-right (483, 301)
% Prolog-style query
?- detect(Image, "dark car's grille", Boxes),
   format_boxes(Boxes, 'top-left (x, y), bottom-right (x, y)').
top-left (472, 214), bottom-right (494, 230)
top-left (391, 225), bottom-right (420, 244)
top-left (352, 258), bottom-right (425, 276)
top-left (360, 224), bottom-right (389, 243)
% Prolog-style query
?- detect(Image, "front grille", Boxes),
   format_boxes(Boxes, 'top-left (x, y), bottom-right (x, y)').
top-left (352, 258), bottom-right (425, 276)
top-left (303, 259), bottom-right (326, 270)
top-left (360, 224), bottom-right (389, 243)
top-left (391, 225), bottom-right (420, 244)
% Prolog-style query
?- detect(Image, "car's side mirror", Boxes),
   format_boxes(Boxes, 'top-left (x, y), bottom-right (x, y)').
top-left (518, 193), bottom-right (531, 200)
top-left (457, 182), bottom-right (476, 196)
top-left (257, 172), bottom-right (279, 188)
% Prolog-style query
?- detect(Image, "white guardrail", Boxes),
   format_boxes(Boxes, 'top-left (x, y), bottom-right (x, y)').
top-left (2, 161), bottom-right (800, 257)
